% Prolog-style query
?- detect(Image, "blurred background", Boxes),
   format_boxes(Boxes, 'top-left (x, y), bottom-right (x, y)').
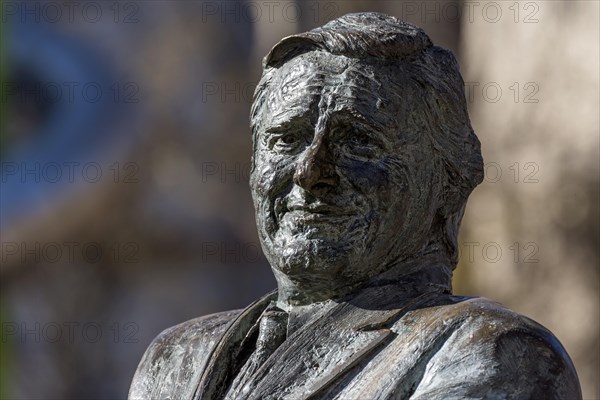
top-left (0, 1), bottom-right (598, 398)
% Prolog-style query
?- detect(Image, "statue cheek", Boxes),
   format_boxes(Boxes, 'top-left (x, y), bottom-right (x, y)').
top-left (338, 159), bottom-right (398, 202)
top-left (262, 163), bottom-right (300, 201)
top-left (251, 162), bottom-right (280, 196)
top-left (260, 203), bottom-right (278, 238)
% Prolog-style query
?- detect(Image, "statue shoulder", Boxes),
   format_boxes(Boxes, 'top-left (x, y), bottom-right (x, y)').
top-left (410, 296), bottom-right (582, 399)
top-left (446, 296), bottom-right (576, 350)
top-left (128, 309), bottom-right (240, 400)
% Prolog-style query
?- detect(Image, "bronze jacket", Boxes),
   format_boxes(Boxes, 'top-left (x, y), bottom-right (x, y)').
top-left (129, 267), bottom-right (581, 400)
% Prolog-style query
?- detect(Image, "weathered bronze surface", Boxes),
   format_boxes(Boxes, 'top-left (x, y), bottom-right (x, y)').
top-left (129, 13), bottom-right (581, 399)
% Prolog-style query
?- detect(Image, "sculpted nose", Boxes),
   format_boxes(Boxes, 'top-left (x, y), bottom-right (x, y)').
top-left (293, 138), bottom-right (339, 194)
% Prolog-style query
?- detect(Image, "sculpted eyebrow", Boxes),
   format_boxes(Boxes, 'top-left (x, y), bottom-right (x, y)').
top-left (265, 113), bottom-right (313, 133)
top-left (329, 110), bottom-right (385, 132)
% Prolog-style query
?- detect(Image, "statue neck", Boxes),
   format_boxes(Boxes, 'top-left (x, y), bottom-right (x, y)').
top-left (274, 253), bottom-right (453, 311)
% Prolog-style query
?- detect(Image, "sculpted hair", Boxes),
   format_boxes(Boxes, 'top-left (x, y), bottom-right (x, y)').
top-left (250, 12), bottom-right (484, 268)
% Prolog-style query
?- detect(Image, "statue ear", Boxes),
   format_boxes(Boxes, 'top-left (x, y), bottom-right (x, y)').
top-left (432, 132), bottom-right (484, 219)
top-left (439, 162), bottom-right (465, 217)
top-left (427, 155), bottom-right (459, 219)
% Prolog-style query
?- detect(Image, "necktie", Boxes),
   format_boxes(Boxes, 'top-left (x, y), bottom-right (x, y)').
top-left (225, 305), bottom-right (288, 399)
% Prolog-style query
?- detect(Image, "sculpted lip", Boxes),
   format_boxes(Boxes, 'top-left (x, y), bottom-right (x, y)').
top-left (280, 202), bottom-right (357, 223)
top-left (274, 200), bottom-right (356, 223)
top-left (287, 203), bottom-right (353, 215)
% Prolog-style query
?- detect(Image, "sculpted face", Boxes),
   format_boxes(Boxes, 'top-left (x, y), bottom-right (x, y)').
top-left (250, 52), bottom-right (442, 301)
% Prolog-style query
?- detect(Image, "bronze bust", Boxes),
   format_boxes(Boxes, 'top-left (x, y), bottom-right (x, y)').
top-left (129, 13), bottom-right (581, 399)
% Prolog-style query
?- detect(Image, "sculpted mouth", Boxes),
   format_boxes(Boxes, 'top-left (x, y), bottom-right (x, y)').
top-left (271, 197), bottom-right (359, 227)
top-left (279, 202), bottom-right (356, 223)
top-left (288, 203), bottom-right (351, 214)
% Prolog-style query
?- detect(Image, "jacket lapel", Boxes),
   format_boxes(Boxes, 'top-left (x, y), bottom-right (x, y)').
top-left (245, 288), bottom-right (443, 400)
top-left (194, 260), bottom-right (451, 400)
top-left (193, 290), bottom-right (277, 400)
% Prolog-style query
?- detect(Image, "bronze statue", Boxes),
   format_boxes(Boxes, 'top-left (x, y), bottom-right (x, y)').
top-left (129, 13), bottom-right (581, 399)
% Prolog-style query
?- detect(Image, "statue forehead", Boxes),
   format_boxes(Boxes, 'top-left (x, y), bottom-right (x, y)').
top-left (264, 52), bottom-right (399, 128)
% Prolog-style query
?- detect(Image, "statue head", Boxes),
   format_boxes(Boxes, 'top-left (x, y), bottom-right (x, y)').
top-left (249, 13), bottom-right (483, 305)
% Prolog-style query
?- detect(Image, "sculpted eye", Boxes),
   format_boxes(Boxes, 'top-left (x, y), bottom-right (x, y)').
top-left (349, 134), bottom-right (372, 147)
top-left (266, 132), bottom-right (306, 153)
top-left (337, 125), bottom-right (385, 159)
top-left (263, 117), bottom-right (313, 153)
top-left (346, 131), bottom-right (381, 150)
top-left (279, 135), bottom-right (297, 145)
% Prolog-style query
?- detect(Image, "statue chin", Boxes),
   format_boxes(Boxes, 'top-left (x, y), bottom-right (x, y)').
top-left (268, 237), bottom-right (355, 280)
top-left (267, 239), bottom-right (395, 306)
top-left (267, 212), bottom-right (371, 268)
